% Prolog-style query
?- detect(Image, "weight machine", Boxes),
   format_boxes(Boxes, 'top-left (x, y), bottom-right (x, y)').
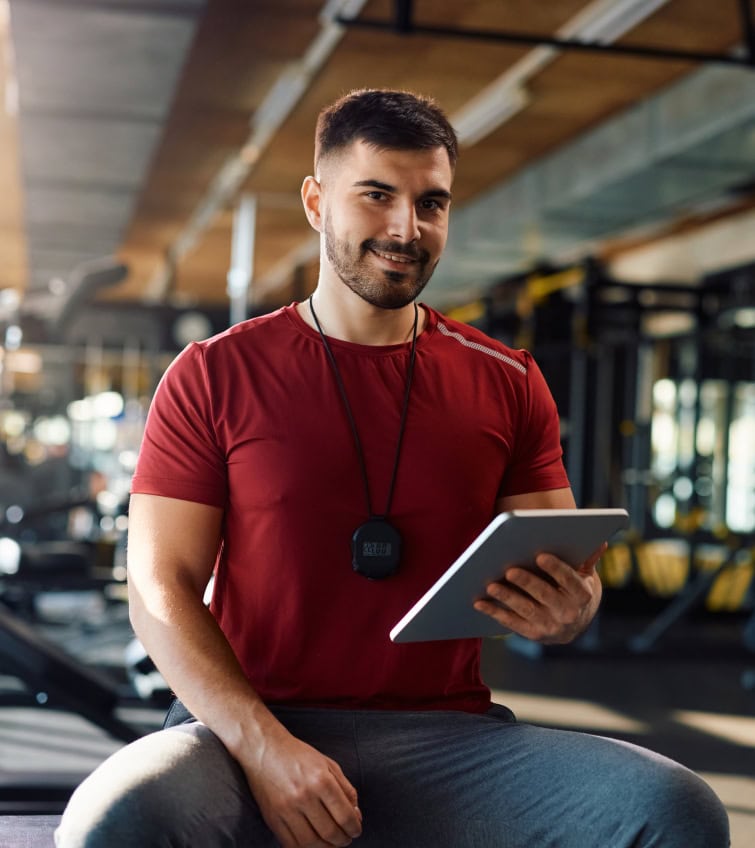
top-left (474, 257), bottom-right (755, 659)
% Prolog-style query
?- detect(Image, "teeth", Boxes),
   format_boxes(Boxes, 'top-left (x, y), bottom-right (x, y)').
top-left (375, 250), bottom-right (413, 263)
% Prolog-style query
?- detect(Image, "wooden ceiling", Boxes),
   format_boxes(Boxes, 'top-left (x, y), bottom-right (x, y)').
top-left (5, 0), bottom-right (755, 318)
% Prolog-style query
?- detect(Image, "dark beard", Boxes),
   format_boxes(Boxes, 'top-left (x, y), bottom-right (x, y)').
top-left (324, 220), bottom-right (437, 310)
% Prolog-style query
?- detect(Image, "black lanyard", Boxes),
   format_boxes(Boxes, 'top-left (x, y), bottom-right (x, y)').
top-left (309, 296), bottom-right (418, 578)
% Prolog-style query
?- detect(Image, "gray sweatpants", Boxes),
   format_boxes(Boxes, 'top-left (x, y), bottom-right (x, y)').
top-left (56, 704), bottom-right (729, 847)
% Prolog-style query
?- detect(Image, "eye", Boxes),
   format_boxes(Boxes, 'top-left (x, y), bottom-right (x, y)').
top-left (365, 190), bottom-right (388, 201)
top-left (420, 198), bottom-right (446, 212)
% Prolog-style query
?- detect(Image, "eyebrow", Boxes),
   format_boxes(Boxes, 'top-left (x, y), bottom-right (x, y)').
top-left (352, 179), bottom-right (452, 201)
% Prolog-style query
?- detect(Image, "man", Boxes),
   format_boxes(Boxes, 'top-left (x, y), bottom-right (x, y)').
top-left (57, 89), bottom-right (728, 848)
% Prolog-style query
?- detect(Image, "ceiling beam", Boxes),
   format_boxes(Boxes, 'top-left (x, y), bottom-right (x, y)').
top-left (336, 15), bottom-right (755, 69)
top-left (10, 0), bottom-right (203, 19)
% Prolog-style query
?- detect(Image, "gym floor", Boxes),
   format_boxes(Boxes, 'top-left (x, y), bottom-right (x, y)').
top-left (0, 596), bottom-right (753, 847)
top-left (483, 605), bottom-right (755, 848)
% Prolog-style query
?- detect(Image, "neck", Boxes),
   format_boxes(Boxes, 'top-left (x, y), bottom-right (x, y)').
top-left (298, 286), bottom-right (423, 346)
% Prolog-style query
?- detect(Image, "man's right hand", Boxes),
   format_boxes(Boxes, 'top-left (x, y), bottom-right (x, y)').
top-left (241, 725), bottom-right (362, 847)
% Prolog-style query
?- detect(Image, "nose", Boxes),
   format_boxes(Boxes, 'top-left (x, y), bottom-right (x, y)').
top-left (387, 200), bottom-right (420, 244)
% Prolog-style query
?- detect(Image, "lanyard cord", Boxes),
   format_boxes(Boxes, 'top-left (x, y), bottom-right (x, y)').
top-left (309, 295), bottom-right (419, 520)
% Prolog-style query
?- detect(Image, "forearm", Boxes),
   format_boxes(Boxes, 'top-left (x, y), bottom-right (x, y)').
top-left (128, 577), bottom-right (282, 760)
top-left (129, 579), bottom-right (363, 846)
top-left (125, 499), bottom-right (361, 846)
top-left (126, 492), bottom-right (285, 758)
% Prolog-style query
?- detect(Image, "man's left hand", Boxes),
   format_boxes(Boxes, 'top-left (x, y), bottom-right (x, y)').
top-left (473, 544), bottom-right (606, 644)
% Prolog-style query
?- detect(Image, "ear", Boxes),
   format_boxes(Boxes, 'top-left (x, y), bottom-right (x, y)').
top-left (301, 176), bottom-right (323, 232)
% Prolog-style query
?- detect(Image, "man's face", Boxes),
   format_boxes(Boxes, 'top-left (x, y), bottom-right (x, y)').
top-left (312, 141), bottom-right (453, 309)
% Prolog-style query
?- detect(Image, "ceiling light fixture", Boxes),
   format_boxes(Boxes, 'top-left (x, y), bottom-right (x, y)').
top-left (452, 0), bottom-right (671, 146)
top-left (147, 0), bottom-right (369, 302)
top-left (453, 84), bottom-right (530, 147)
top-left (562, 0), bottom-right (670, 45)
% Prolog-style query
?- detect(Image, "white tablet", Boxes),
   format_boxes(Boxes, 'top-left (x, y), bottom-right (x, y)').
top-left (390, 508), bottom-right (629, 643)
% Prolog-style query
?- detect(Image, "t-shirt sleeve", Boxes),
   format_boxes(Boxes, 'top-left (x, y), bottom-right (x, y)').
top-left (131, 342), bottom-right (227, 507)
top-left (498, 352), bottom-right (570, 498)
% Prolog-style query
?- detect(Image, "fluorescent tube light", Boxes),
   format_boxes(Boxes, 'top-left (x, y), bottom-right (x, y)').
top-left (453, 84), bottom-right (530, 146)
top-left (560, 0), bottom-right (670, 44)
top-left (452, 0), bottom-right (671, 146)
top-left (150, 0), bottom-right (369, 301)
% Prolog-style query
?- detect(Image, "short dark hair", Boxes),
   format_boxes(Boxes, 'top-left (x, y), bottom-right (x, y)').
top-left (314, 88), bottom-right (458, 173)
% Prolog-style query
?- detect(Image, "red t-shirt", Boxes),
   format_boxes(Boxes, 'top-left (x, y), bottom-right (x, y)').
top-left (131, 304), bottom-right (569, 713)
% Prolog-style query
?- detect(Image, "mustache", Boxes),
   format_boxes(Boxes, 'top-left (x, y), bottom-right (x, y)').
top-left (362, 239), bottom-right (429, 263)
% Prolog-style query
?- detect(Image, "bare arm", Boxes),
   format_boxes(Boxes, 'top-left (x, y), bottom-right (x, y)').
top-left (495, 487), bottom-right (576, 512)
top-left (127, 493), bottom-right (362, 848)
top-left (472, 487), bottom-right (604, 643)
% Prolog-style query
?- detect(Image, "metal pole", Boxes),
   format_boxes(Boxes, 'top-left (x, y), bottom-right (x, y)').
top-left (227, 194), bottom-right (257, 326)
top-left (631, 342), bottom-right (655, 538)
top-left (740, 0), bottom-right (755, 66)
top-left (394, 0), bottom-right (413, 33)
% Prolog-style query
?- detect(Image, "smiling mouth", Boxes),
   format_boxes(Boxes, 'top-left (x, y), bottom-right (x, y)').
top-left (371, 248), bottom-right (416, 264)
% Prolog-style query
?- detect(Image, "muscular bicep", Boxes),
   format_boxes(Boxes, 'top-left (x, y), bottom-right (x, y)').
top-left (496, 487), bottom-right (576, 513)
top-left (127, 493), bottom-right (224, 602)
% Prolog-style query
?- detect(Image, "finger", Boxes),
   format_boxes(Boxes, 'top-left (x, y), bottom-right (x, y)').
top-left (473, 597), bottom-right (545, 641)
top-left (526, 561), bottom-right (594, 616)
top-left (327, 760), bottom-right (362, 830)
top-left (580, 542), bottom-right (608, 574)
top-left (484, 578), bottom-right (543, 617)
top-left (286, 765), bottom-right (358, 844)
top-left (304, 798), bottom-right (356, 847)
top-left (319, 776), bottom-right (362, 840)
top-left (476, 576), bottom-right (551, 625)
top-left (327, 759), bottom-right (359, 809)
top-left (277, 795), bottom-right (354, 848)
top-left (504, 567), bottom-right (561, 600)
top-left (483, 570), bottom-right (587, 633)
top-left (474, 597), bottom-right (518, 628)
top-left (263, 770), bottom-right (359, 848)
top-left (529, 554), bottom-right (593, 593)
top-left (273, 813), bottom-right (319, 848)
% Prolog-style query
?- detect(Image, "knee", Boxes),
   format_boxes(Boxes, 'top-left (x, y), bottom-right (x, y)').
top-left (56, 725), bottom-right (258, 848)
top-left (55, 771), bottom-right (177, 848)
top-left (56, 805), bottom-right (131, 848)
top-left (643, 766), bottom-right (730, 848)
top-left (55, 728), bottom-right (206, 848)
